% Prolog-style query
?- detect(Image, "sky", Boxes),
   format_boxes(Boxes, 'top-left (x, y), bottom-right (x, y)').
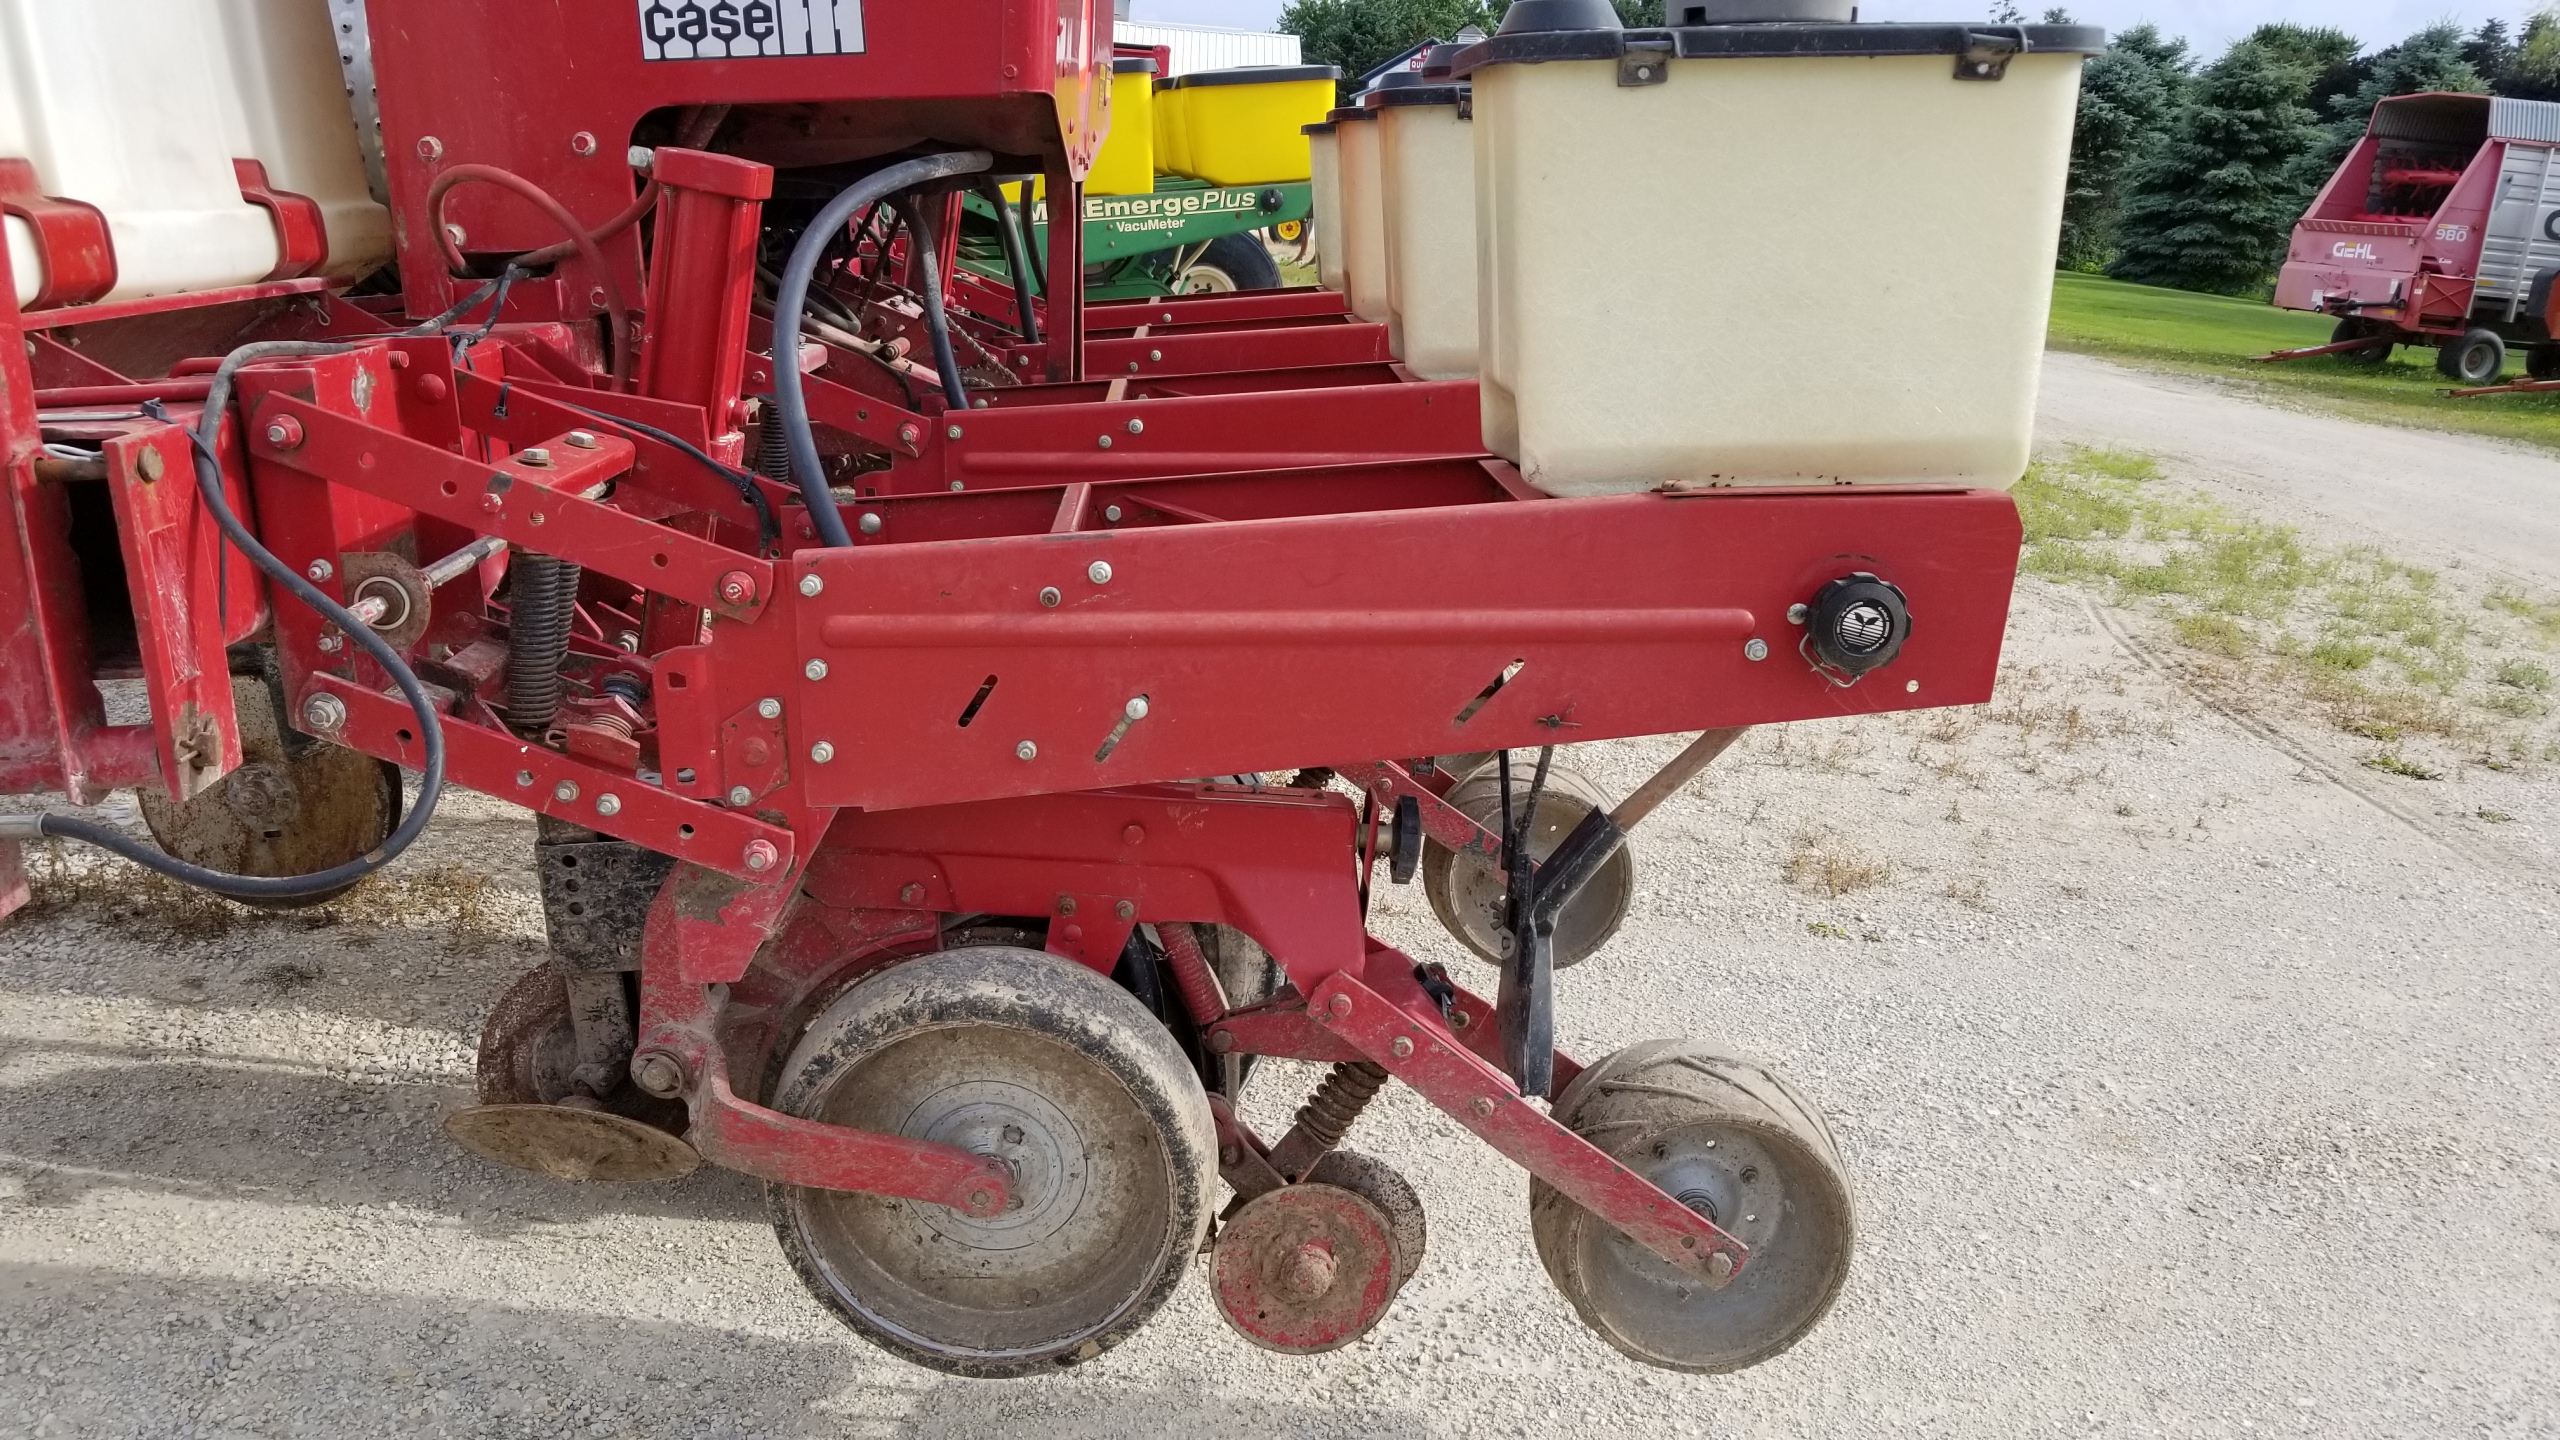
top-left (1125, 1), bottom-right (2541, 59)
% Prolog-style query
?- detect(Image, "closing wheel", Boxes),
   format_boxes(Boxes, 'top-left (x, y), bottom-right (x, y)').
top-left (766, 945), bottom-right (1217, 1377)
top-left (1305, 1149), bottom-right (1426, 1290)
top-left (2436, 327), bottom-right (2507, 384)
top-left (1420, 757), bottom-right (1634, 970)
top-left (1211, 1181), bottom-right (1401, 1354)
top-left (1531, 1038), bottom-right (1855, 1373)
top-left (137, 673), bottom-right (401, 908)
top-left (2329, 316), bottom-right (2393, 366)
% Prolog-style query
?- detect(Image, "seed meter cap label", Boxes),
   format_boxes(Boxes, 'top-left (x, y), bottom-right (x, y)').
top-left (637, 0), bottom-right (862, 61)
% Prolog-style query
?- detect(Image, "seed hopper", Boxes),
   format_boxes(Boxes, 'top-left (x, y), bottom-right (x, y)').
top-left (0, 0), bottom-right (2096, 1375)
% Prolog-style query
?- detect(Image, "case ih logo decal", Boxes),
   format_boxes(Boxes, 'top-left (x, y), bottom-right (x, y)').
top-left (637, 0), bottom-right (862, 61)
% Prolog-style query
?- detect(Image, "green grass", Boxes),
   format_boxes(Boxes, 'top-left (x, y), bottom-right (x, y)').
top-left (2046, 272), bottom-right (2560, 453)
top-left (2018, 447), bottom-right (2560, 763)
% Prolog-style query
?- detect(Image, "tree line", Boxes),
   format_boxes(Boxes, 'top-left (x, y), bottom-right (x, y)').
top-left (1278, 1), bottom-right (2560, 298)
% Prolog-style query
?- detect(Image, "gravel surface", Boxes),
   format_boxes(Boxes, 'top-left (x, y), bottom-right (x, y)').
top-left (4, 381), bottom-right (2558, 1437)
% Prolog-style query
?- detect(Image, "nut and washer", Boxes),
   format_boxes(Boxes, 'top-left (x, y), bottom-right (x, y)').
top-left (518, 446), bottom-right (554, 468)
top-left (1039, 586), bottom-right (1062, 608)
top-left (1088, 560), bottom-right (1113, 585)
top-left (804, 659), bottom-right (829, 681)
top-left (728, 785), bottom-right (754, 806)
top-left (315, 632), bottom-right (344, 654)
top-left (595, 793), bottom-right (622, 817)
top-left (1126, 418), bottom-right (1144, 435)
top-left (305, 559), bottom-right (334, 583)
top-left (1123, 696), bottom-right (1150, 721)
top-left (798, 574), bottom-right (824, 598)
top-left (553, 780), bottom-right (579, 802)
top-left (301, 694), bottom-right (347, 732)
top-left (1148, 349), bottom-right (1163, 362)
top-left (1390, 1036), bottom-right (1414, 1059)
top-left (858, 512), bottom-right (883, 536)
top-left (946, 425), bottom-right (963, 440)
top-left (1097, 434), bottom-right (1113, 450)
top-left (631, 1051), bottom-right (685, 1098)
top-left (1787, 603), bottom-right (1809, 625)
top-left (810, 741), bottom-right (835, 764)
top-left (1015, 740), bottom-right (1038, 761)
top-left (263, 416), bottom-right (305, 450)
top-left (757, 697), bottom-right (782, 720)
top-left (1744, 638), bottom-right (1770, 662)
top-left (1114, 899), bottom-right (1135, 920)
top-left (1103, 505), bottom-right (1124, 523)
top-left (743, 839), bottom-right (780, 872)
top-left (717, 570), bottom-right (758, 605)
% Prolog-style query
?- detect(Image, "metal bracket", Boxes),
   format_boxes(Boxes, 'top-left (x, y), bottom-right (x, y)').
top-left (1957, 31), bottom-right (2021, 81)
top-left (1619, 38), bottom-right (1674, 87)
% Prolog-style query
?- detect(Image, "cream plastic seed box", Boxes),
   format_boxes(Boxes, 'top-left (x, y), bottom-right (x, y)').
top-left (1303, 121), bottom-right (1349, 294)
top-left (1329, 107), bottom-right (1393, 331)
top-left (1456, 5), bottom-right (2101, 494)
top-left (1370, 67), bottom-right (1480, 379)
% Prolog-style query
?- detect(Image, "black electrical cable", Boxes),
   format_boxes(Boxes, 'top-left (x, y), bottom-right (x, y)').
top-left (1014, 180), bottom-right (1048, 301)
top-left (772, 150), bottom-right (991, 547)
top-left (892, 196), bottom-right (973, 413)
top-left (975, 179), bottom-right (1041, 344)
top-left (5, 345), bottom-right (448, 899)
top-left (540, 396), bottom-right (780, 551)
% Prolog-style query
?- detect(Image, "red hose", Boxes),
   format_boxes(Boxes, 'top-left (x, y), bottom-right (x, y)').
top-left (425, 164), bottom-right (644, 392)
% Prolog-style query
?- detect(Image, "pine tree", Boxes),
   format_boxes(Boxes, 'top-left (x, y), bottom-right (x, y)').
top-left (2108, 42), bottom-right (2320, 295)
top-left (2463, 18), bottom-right (2517, 82)
top-left (2059, 25), bottom-right (2191, 269)
top-left (2514, 11), bottom-right (2560, 99)
top-left (2297, 25), bottom-right (2486, 186)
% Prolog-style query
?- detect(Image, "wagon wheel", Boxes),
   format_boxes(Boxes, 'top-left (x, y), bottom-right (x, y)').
top-left (2435, 327), bottom-right (2507, 384)
top-left (2528, 342), bottom-right (2560, 380)
top-left (136, 674), bottom-right (401, 908)
top-left (1419, 756), bottom-right (1635, 970)
top-left (1531, 1038), bottom-right (1855, 1373)
top-left (2329, 317), bottom-right (2393, 367)
top-left (766, 945), bottom-right (1217, 1377)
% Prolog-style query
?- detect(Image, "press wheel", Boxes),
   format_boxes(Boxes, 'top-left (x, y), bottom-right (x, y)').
top-left (1305, 1149), bottom-right (1426, 1290)
top-left (766, 945), bottom-right (1217, 1377)
top-left (137, 674), bottom-right (400, 908)
top-left (1420, 756), bottom-right (1634, 970)
top-left (1531, 1038), bottom-right (1855, 1373)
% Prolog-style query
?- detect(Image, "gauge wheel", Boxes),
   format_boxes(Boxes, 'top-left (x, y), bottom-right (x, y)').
top-left (1419, 756), bottom-right (1634, 970)
top-left (1175, 232), bottom-right (1283, 294)
top-left (136, 674), bottom-right (401, 908)
top-left (2435, 327), bottom-right (2507, 384)
top-left (1531, 1038), bottom-right (1855, 1373)
top-left (2329, 317), bottom-right (2393, 366)
top-left (766, 945), bottom-right (1217, 1377)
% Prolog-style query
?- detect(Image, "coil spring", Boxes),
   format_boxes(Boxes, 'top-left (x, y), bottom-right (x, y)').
top-left (753, 411), bottom-right (792, 482)
top-left (1291, 1061), bottom-right (1390, 1153)
top-left (506, 548), bottom-right (582, 736)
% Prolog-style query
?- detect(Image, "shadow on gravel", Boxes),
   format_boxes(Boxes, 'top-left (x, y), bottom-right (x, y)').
top-left (0, 1262), bottom-right (1422, 1440)
top-left (0, 1056), bottom-right (763, 1229)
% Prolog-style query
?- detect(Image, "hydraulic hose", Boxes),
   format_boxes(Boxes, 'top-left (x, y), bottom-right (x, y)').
top-left (426, 164), bottom-right (641, 392)
top-left (892, 196), bottom-right (973, 413)
top-left (771, 150), bottom-right (992, 547)
top-left (3, 343), bottom-right (449, 900)
top-left (975, 179), bottom-right (1041, 344)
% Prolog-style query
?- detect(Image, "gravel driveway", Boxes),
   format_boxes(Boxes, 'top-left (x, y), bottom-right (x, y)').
top-left (2, 366), bottom-right (2556, 1439)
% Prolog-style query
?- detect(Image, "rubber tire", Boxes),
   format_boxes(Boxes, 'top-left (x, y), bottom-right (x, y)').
top-left (766, 945), bottom-right (1217, 1378)
top-left (1420, 757), bottom-right (1636, 970)
top-left (2328, 317), bottom-right (2392, 367)
top-left (1177, 232), bottom-right (1282, 294)
top-left (2436, 327), bottom-right (2507, 384)
top-left (1531, 1038), bottom-right (1855, 1374)
top-left (2528, 342), bottom-right (2560, 381)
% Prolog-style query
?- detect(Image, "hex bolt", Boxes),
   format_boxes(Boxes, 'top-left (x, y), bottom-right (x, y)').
top-left (1104, 505), bottom-right (1124, 523)
top-left (515, 770), bottom-right (535, 788)
top-left (595, 793), bottom-right (622, 817)
top-left (810, 741), bottom-right (835, 764)
top-left (1057, 896), bottom-right (1078, 915)
top-left (1207, 1031), bottom-right (1236, 1054)
top-left (1122, 695), bottom-right (1149, 721)
top-left (1148, 349), bottom-right (1163, 362)
top-left (1707, 1252), bottom-right (1736, 1281)
top-left (949, 480), bottom-right (966, 492)
top-left (897, 423), bottom-right (921, 448)
top-left (804, 659), bottom-right (829, 681)
top-left (315, 633), bottom-right (343, 654)
top-left (1327, 993), bottom-right (1353, 1017)
top-left (135, 449), bottom-right (164, 483)
top-left (552, 780), bottom-right (579, 803)
top-left (946, 424), bottom-right (964, 440)
top-left (564, 430), bottom-right (600, 449)
top-left (1114, 899), bottom-right (1135, 920)
top-left (900, 883), bottom-right (925, 905)
top-left (1015, 740), bottom-right (1038, 761)
top-left (264, 415), bottom-right (305, 450)
top-left (1126, 418), bottom-right (1144, 435)
top-left (518, 446), bottom-right (553, 468)
top-left (1088, 560), bottom-right (1113, 585)
top-left (718, 570), bottom-right (758, 605)
top-left (305, 558), bottom-right (334, 583)
top-left (1788, 603), bottom-right (1809, 625)
top-left (858, 512), bottom-right (883, 535)
top-left (301, 694), bottom-right (347, 732)
top-left (417, 135), bottom-right (443, 161)
top-left (1906, 680), bottom-right (1922, 693)
top-left (1470, 1096), bottom-right (1496, 1119)
top-left (1127, 361), bottom-right (1141, 373)
top-left (631, 1051), bottom-right (685, 1098)
top-left (757, 697), bottom-right (782, 720)
top-left (728, 785), bottom-right (754, 806)
top-left (743, 839), bottom-right (780, 872)
top-left (1097, 434), bottom-right (1113, 449)
top-left (1745, 638), bottom-right (1770, 662)
top-left (799, 573), bottom-right (825, 598)
top-left (627, 145), bottom-right (655, 170)
top-left (1390, 1036), bottom-right (1414, 1059)
top-left (570, 130), bottom-right (597, 156)
top-left (1039, 586), bottom-right (1062, 608)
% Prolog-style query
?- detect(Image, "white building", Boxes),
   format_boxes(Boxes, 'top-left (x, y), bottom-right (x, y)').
top-left (1112, 19), bottom-right (1303, 77)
